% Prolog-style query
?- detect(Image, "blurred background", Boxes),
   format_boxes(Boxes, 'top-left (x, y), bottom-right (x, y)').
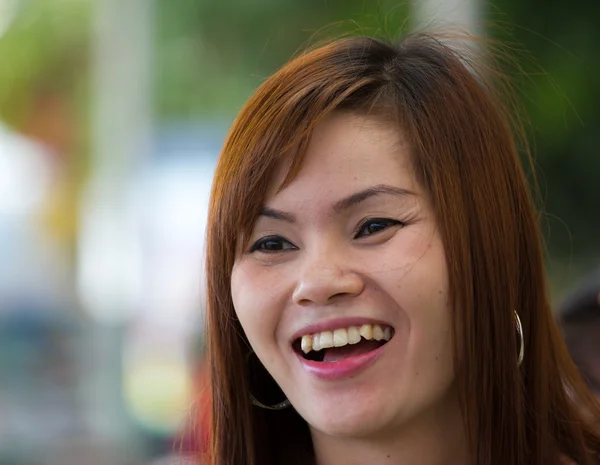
top-left (0, 0), bottom-right (598, 464)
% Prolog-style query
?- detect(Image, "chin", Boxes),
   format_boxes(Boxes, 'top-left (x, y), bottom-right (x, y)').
top-left (305, 400), bottom-right (395, 439)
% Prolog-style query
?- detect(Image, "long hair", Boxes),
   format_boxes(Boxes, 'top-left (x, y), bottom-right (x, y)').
top-left (204, 32), bottom-right (600, 465)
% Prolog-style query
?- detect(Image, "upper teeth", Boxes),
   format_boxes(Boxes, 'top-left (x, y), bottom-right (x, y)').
top-left (300, 324), bottom-right (392, 354)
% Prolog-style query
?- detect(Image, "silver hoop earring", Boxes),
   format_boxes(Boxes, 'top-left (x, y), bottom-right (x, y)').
top-left (249, 393), bottom-right (291, 411)
top-left (246, 351), bottom-right (291, 411)
top-left (514, 310), bottom-right (524, 366)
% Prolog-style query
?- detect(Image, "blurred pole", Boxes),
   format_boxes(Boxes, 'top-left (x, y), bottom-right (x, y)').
top-left (412, 0), bottom-right (480, 36)
top-left (78, 0), bottom-right (153, 450)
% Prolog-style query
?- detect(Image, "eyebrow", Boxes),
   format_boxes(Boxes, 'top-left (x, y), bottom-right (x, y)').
top-left (258, 184), bottom-right (415, 223)
top-left (259, 206), bottom-right (297, 223)
top-left (332, 184), bottom-right (415, 213)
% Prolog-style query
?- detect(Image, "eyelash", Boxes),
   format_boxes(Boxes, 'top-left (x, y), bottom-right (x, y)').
top-left (248, 235), bottom-right (297, 254)
top-left (248, 217), bottom-right (404, 254)
top-left (353, 217), bottom-right (404, 239)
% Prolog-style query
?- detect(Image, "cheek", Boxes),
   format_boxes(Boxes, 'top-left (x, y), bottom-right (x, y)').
top-left (379, 234), bottom-right (452, 363)
top-left (230, 263), bottom-right (286, 349)
top-left (359, 226), bottom-right (441, 277)
top-left (231, 264), bottom-right (263, 329)
top-left (407, 254), bottom-right (453, 378)
top-left (403, 244), bottom-right (450, 335)
top-left (366, 227), bottom-right (449, 299)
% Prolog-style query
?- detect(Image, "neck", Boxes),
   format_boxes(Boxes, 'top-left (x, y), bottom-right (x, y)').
top-left (310, 397), bottom-right (468, 465)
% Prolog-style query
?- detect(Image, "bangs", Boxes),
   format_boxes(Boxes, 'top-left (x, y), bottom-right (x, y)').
top-left (279, 84), bottom-right (399, 192)
top-left (225, 78), bottom-right (393, 249)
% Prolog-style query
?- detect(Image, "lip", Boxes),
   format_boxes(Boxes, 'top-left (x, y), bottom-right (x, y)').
top-left (290, 317), bottom-right (393, 344)
top-left (295, 339), bottom-right (388, 381)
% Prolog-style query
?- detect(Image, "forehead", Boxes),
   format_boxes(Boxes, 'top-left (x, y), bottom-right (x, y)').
top-left (266, 112), bottom-right (414, 203)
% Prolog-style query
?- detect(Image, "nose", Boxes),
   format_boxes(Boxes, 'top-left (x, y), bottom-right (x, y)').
top-left (292, 250), bottom-right (365, 306)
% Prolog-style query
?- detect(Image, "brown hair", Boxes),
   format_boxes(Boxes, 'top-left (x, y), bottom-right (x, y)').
top-left (204, 32), bottom-right (600, 465)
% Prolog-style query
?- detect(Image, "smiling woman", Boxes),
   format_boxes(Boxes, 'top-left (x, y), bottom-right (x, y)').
top-left (203, 32), bottom-right (600, 465)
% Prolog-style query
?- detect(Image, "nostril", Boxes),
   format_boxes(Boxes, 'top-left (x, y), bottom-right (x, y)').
top-left (295, 292), bottom-right (361, 308)
top-left (331, 291), bottom-right (354, 300)
top-left (292, 271), bottom-right (364, 306)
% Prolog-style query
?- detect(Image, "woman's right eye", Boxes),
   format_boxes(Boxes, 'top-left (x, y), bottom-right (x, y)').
top-left (248, 236), bottom-right (297, 254)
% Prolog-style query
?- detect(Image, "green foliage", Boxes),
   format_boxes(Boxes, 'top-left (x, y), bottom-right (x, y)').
top-left (154, 0), bottom-right (411, 118)
top-left (488, 0), bottom-right (600, 262)
top-left (0, 0), bottom-right (90, 126)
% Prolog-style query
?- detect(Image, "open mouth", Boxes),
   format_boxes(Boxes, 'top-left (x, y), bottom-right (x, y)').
top-left (293, 324), bottom-right (394, 363)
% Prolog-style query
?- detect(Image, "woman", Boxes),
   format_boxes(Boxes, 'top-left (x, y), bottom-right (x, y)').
top-left (203, 32), bottom-right (600, 465)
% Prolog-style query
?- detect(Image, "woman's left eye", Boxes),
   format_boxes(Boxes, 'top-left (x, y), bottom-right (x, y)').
top-left (354, 218), bottom-right (404, 239)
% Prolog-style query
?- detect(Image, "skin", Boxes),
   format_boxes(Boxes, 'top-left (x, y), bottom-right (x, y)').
top-left (231, 112), bottom-right (468, 465)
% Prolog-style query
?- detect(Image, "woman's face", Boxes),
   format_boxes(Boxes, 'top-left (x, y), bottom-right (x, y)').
top-left (231, 112), bottom-right (457, 439)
